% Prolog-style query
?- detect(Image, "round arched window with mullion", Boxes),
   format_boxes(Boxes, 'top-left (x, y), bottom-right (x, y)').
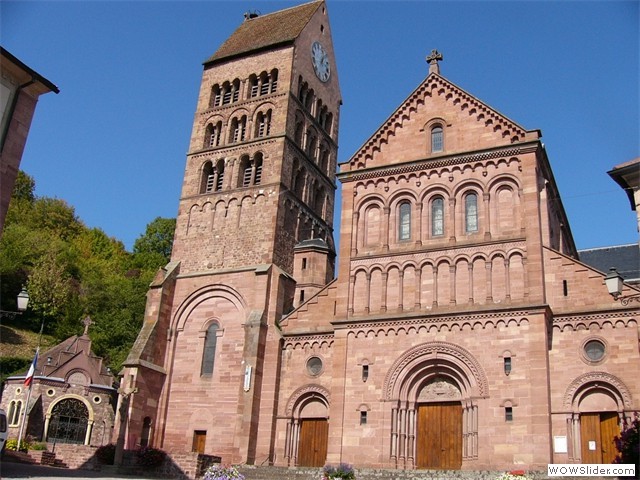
top-left (398, 202), bottom-right (411, 241)
top-left (431, 125), bottom-right (443, 153)
top-left (464, 192), bottom-right (478, 234)
top-left (431, 196), bottom-right (445, 237)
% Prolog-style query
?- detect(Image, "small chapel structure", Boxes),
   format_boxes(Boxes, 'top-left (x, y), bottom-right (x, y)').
top-left (2, 317), bottom-right (117, 446)
top-left (116, 1), bottom-right (639, 472)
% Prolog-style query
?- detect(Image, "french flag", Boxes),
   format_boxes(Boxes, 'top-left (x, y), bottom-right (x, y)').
top-left (24, 349), bottom-right (38, 387)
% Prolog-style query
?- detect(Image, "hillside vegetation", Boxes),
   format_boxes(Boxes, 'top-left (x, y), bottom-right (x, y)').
top-left (0, 171), bottom-right (174, 378)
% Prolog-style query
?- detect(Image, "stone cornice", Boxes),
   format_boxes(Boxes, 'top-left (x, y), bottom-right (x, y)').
top-left (350, 239), bottom-right (526, 268)
top-left (552, 310), bottom-right (638, 331)
top-left (340, 144), bottom-right (537, 183)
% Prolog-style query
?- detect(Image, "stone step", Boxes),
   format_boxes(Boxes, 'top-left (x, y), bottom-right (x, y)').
top-left (236, 466), bottom-right (613, 480)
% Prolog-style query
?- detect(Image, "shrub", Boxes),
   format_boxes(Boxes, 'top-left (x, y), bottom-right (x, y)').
top-left (5, 438), bottom-right (29, 452)
top-left (203, 464), bottom-right (245, 480)
top-left (136, 446), bottom-right (166, 467)
top-left (495, 472), bottom-right (533, 480)
top-left (95, 444), bottom-right (116, 465)
top-left (322, 463), bottom-right (356, 480)
top-left (614, 412), bottom-right (639, 477)
top-left (30, 442), bottom-right (48, 451)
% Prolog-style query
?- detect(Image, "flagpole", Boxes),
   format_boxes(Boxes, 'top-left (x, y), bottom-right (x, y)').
top-left (16, 347), bottom-right (38, 451)
top-left (17, 316), bottom-right (44, 451)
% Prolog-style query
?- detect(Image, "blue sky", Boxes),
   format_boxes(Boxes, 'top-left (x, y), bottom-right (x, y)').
top-left (2, 1), bottom-right (638, 253)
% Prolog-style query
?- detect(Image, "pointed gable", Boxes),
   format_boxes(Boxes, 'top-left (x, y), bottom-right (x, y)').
top-left (205, 1), bottom-right (323, 65)
top-left (344, 72), bottom-right (540, 172)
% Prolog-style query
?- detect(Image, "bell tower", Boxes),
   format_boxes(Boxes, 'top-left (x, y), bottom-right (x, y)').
top-left (119, 0), bottom-right (341, 466)
top-left (172, 0), bottom-right (340, 276)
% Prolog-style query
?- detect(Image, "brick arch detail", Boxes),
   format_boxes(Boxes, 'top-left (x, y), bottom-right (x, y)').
top-left (285, 384), bottom-right (331, 417)
top-left (173, 284), bottom-right (247, 333)
top-left (383, 341), bottom-right (489, 400)
top-left (562, 371), bottom-right (633, 412)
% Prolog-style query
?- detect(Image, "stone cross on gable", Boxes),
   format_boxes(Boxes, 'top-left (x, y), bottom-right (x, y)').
top-left (82, 316), bottom-right (93, 336)
top-left (427, 49), bottom-right (443, 75)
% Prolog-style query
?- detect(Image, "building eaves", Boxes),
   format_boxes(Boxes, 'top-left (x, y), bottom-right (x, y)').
top-left (204, 1), bottom-right (322, 66)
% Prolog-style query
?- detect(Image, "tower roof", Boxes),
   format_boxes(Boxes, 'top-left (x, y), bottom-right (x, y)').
top-left (205, 1), bottom-right (323, 65)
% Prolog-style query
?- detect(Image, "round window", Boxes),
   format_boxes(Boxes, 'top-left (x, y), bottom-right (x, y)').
top-left (306, 356), bottom-right (323, 376)
top-left (46, 389), bottom-right (56, 397)
top-left (584, 339), bottom-right (606, 362)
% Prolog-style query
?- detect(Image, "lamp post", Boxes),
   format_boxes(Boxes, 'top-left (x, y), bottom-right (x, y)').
top-left (0, 287), bottom-right (29, 318)
top-left (605, 268), bottom-right (640, 306)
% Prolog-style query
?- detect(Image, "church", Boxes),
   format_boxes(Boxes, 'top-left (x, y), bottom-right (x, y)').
top-left (116, 1), bottom-right (639, 472)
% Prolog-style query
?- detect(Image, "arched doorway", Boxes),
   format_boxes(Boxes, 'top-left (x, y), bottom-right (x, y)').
top-left (383, 342), bottom-right (489, 470)
top-left (415, 377), bottom-right (462, 469)
top-left (46, 398), bottom-right (90, 444)
top-left (563, 372), bottom-right (632, 464)
top-left (283, 386), bottom-right (330, 467)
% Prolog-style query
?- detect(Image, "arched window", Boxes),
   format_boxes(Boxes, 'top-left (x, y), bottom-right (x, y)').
top-left (231, 78), bottom-right (240, 103)
top-left (201, 160), bottom-right (225, 193)
top-left (221, 81), bottom-right (232, 105)
top-left (254, 153), bottom-right (263, 185)
top-left (465, 192), bottom-right (478, 233)
top-left (47, 399), bottom-right (89, 444)
top-left (256, 110), bottom-right (272, 137)
top-left (269, 69), bottom-right (279, 93)
top-left (431, 196), bottom-right (444, 236)
top-left (398, 202), bottom-right (411, 241)
top-left (205, 122), bottom-right (222, 148)
top-left (8, 399), bottom-right (22, 426)
top-left (431, 125), bottom-right (443, 153)
top-left (211, 84), bottom-right (221, 107)
top-left (201, 161), bottom-right (214, 193)
top-left (201, 323), bottom-right (219, 376)
top-left (248, 74), bottom-right (258, 98)
top-left (230, 116), bottom-right (247, 143)
top-left (140, 417), bottom-right (152, 447)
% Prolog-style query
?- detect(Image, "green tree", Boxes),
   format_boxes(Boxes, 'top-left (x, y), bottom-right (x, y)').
top-left (133, 217), bottom-right (176, 263)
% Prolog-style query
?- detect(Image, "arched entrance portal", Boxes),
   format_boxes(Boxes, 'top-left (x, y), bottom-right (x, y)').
top-left (416, 378), bottom-right (462, 469)
top-left (284, 386), bottom-right (330, 467)
top-left (564, 372), bottom-right (632, 464)
top-left (383, 342), bottom-right (489, 470)
top-left (46, 398), bottom-right (90, 444)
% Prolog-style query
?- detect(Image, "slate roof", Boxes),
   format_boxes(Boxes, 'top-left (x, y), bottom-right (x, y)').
top-left (578, 244), bottom-right (640, 283)
top-left (205, 1), bottom-right (322, 65)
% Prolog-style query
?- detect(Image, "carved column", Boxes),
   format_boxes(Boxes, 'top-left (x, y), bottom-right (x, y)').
top-left (483, 192), bottom-right (491, 239)
top-left (352, 211), bottom-right (359, 256)
top-left (432, 264), bottom-right (439, 307)
top-left (416, 203), bottom-right (423, 246)
top-left (485, 261), bottom-right (493, 302)
top-left (383, 207), bottom-right (390, 251)
top-left (398, 270), bottom-right (404, 310)
top-left (415, 267), bottom-right (422, 309)
top-left (504, 257), bottom-right (511, 301)
top-left (468, 262), bottom-right (474, 304)
top-left (365, 272), bottom-right (371, 314)
top-left (348, 275), bottom-right (355, 316)
top-left (381, 272), bottom-right (388, 312)
top-left (449, 264), bottom-right (456, 305)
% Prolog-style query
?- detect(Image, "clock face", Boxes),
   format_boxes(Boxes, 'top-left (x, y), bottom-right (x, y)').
top-left (311, 41), bottom-right (330, 82)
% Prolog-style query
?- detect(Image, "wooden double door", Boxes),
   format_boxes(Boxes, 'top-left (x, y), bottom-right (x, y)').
top-left (580, 412), bottom-right (618, 464)
top-left (298, 418), bottom-right (328, 467)
top-left (416, 402), bottom-right (462, 469)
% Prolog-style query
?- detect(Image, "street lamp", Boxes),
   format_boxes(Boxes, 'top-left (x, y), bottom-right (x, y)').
top-left (604, 268), bottom-right (640, 306)
top-left (0, 287), bottom-right (29, 318)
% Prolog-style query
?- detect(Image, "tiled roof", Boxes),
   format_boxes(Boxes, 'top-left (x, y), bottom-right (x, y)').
top-left (579, 244), bottom-right (640, 283)
top-left (205, 1), bottom-right (322, 65)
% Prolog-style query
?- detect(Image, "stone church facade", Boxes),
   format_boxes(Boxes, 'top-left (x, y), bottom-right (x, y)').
top-left (117, 1), bottom-right (639, 472)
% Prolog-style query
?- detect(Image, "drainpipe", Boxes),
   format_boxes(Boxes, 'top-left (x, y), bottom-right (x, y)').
top-left (0, 78), bottom-right (36, 154)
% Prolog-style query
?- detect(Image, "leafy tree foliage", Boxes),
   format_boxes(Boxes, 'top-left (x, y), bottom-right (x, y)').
top-left (133, 217), bottom-right (176, 263)
top-left (0, 171), bottom-right (174, 374)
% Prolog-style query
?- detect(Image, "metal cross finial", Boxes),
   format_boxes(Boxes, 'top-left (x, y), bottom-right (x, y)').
top-left (427, 49), bottom-right (443, 74)
top-left (82, 316), bottom-right (93, 336)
